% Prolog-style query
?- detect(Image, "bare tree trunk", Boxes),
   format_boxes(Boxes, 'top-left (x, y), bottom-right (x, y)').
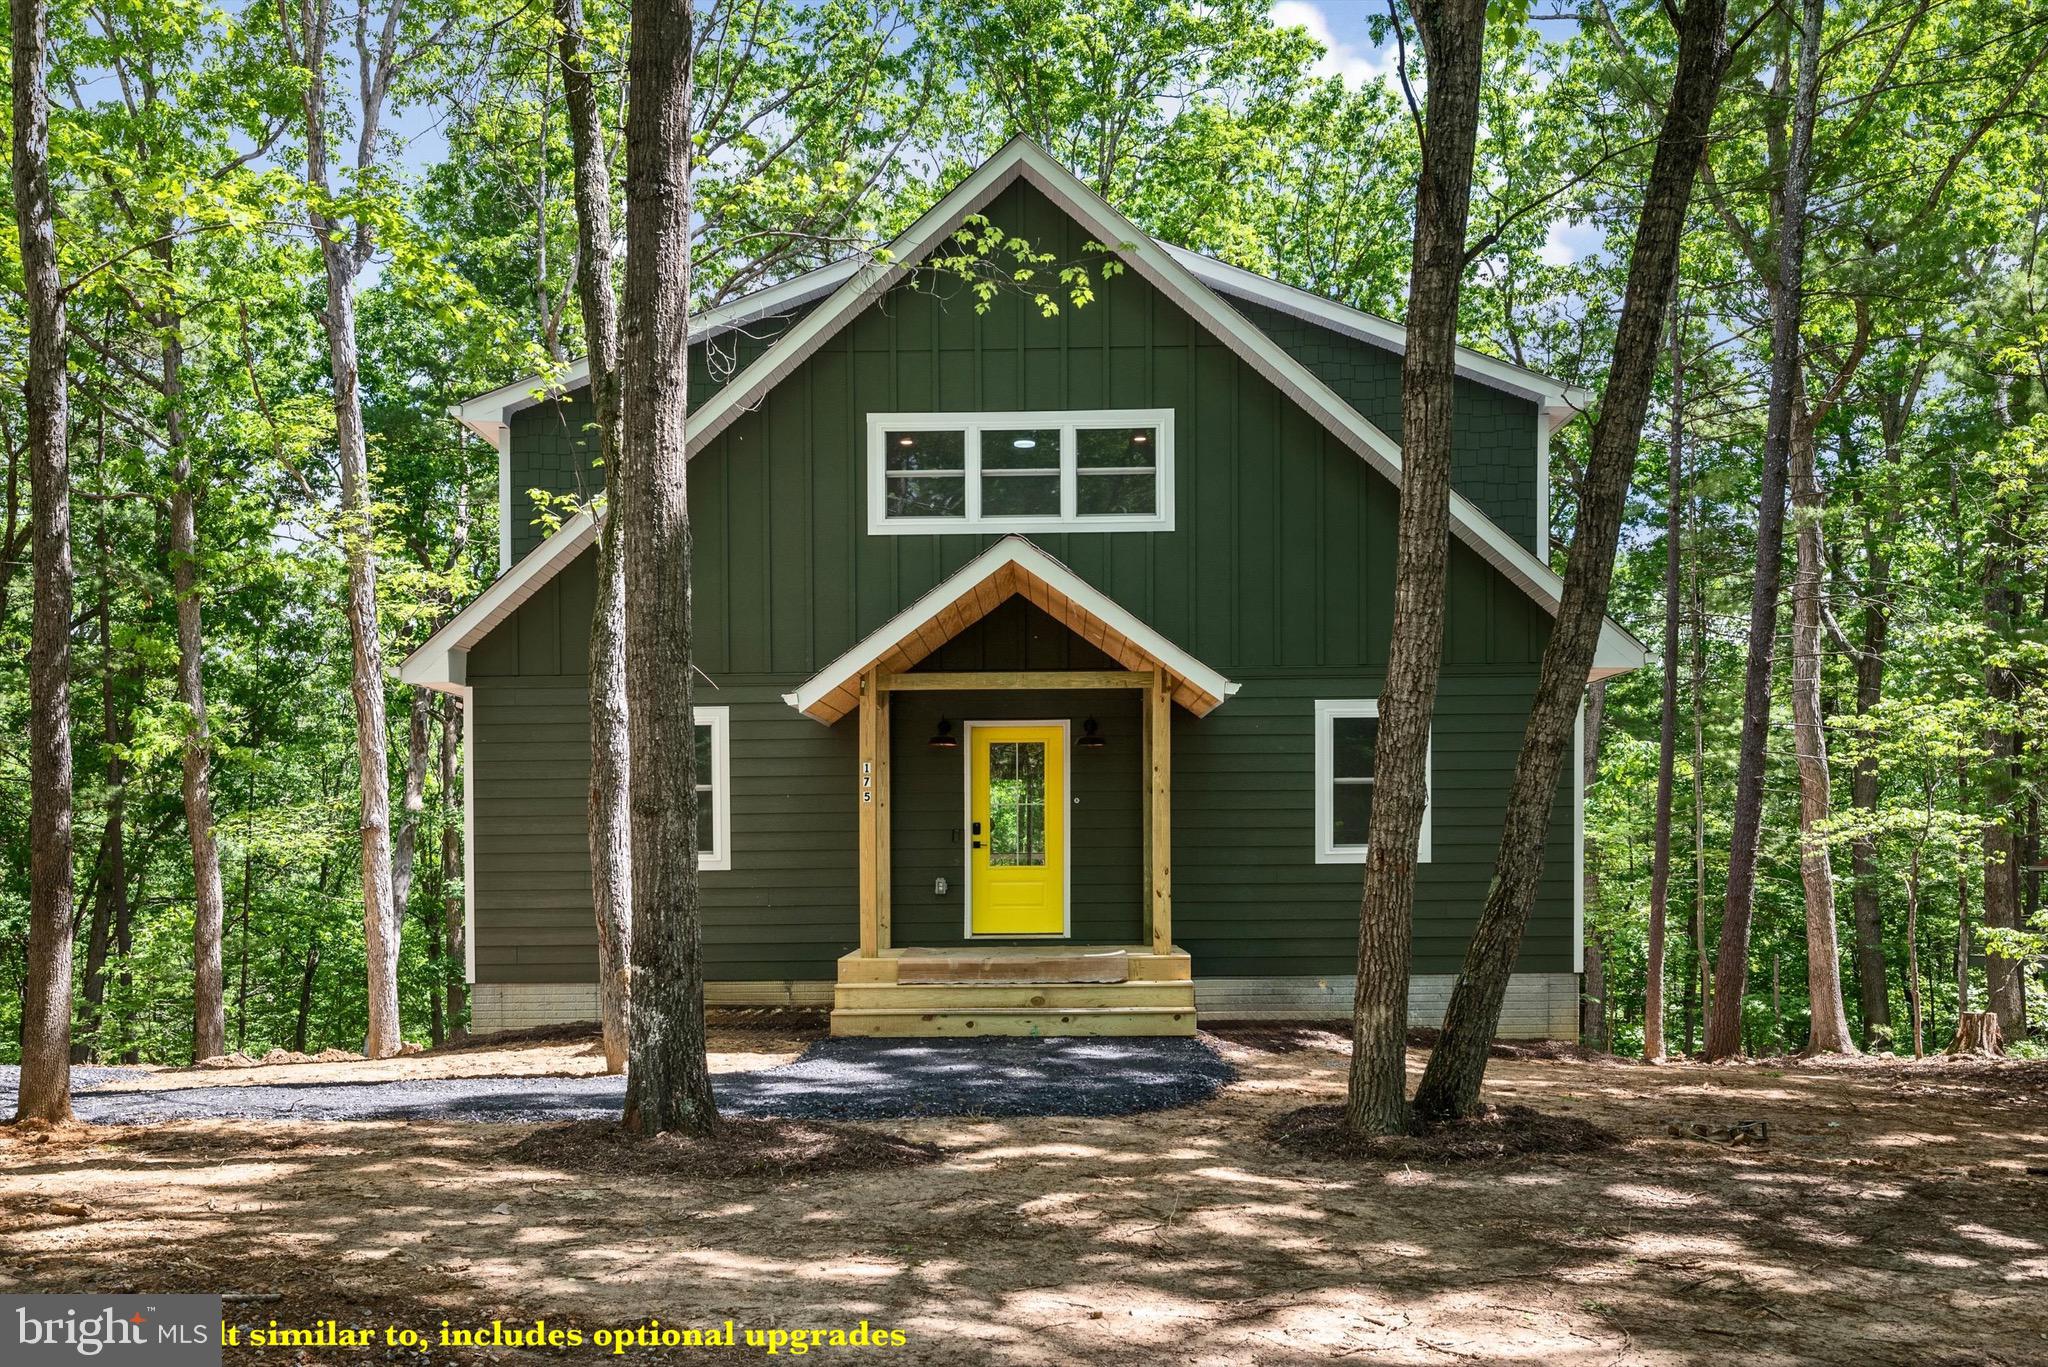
top-left (1645, 305), bottom-right (1685, 1063)
top-left (1693, 556), bottom-right (1712, 1042)
top-left (1411, 0), bottom-right (1733, 1119)
top-left (557, 0), bottom-right (632, 1076)
top-left (281, 0), bottom-right (404, 1059)
top-left (619, 0), bottom-right (717, 1136)
top-left (293, 937), bottom-right (321, 1054)
top-left (392, 688), bottom-right (434, 919)
top-left (441, 693), bottom-right (468, 1033)
top-left (11, 0), bottom-right (76, 1121)
top-left (1956, 865), bottom-right (1971, 1016)
top-left (74, 834), bottom-right (114, 1062)
top-left (166, 317), bottom-right (229, 1064)
top-left (1580, 682), bottom-right (1608, 1050)
top-left (1708, 0), bottom-right (1823, 1060)
top-left (1982, 497), bottom-right (2027, 1037)
top-left (1904, 834), bottom-right (1925, 1058)
top-left (1788, 409), bottom-right (1857, 1054)
top-left (1847, 402), bottom-right (1909, 1046)
top-left (1346, 0), bottom-right (1491, 1137)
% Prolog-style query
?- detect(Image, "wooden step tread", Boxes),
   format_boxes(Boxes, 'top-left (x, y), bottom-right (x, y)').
top-left (830, 1004), bottom-right (1197, 1039)
top-left (897, 949), bottom-right (1129, 985)
top-left (836, 981), bottom-right (1193, 1011)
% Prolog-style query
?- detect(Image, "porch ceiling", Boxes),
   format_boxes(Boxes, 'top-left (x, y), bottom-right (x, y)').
top-left (785, 535), bottom-right (1237, 724)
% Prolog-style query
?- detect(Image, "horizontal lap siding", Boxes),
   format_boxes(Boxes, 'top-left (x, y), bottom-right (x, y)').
top-left (1174, 671), bottom-right (1574, 976)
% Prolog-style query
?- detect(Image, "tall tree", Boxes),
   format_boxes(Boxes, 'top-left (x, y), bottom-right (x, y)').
top-left (1346, 0), bottom-right (1491, 1137)
top-left (271, 0), bottom-right (414, 1057)
top-left (11, 0), bottom-right (77, 1123)
top-left (1706, 0), bottom-right (1822, 1060)
top-left (619, 0), bottom-right (717, 1136)
top-left (555, 0), bottom-right (633, 1076)
top-left (1412, 0), bottom-right (1736, 1117)
top-left (1644, 300), bottom-right (1686, 1062)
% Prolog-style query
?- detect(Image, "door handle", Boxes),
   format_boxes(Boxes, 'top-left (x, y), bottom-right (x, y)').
top-left (972, 840), bottom-right (983, 849)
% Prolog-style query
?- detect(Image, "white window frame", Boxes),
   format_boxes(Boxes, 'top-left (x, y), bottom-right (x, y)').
top-left (866, 409), bottom-right (1175, 535)
top-left (695, 705), bottom-right (732, 872)
top-left (1313, 699), bottom-right (1431, 864)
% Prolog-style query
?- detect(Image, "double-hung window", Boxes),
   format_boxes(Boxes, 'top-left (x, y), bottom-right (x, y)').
top-left (868, 410), bottom-right (1173, 534)
top-left (694, 705), bottom-right (732, 872)
top-left (1314, 699), bottom-right (1430, 864)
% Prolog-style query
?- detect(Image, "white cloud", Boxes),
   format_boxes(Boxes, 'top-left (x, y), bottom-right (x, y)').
top-left (1271, 1), bottom-right (1394, 88)
top-left (1539, 219), bottom-right (1603, 267)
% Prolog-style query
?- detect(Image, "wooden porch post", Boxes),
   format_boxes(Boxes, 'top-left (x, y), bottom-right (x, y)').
top-left (1148, 670), bottom-right (1172, 955)
top-left (857, 667), bottom-right (891, 956)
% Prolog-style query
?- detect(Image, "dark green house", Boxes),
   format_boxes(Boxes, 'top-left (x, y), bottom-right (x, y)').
top-left (403, 139), bottom-right (1641, 1039)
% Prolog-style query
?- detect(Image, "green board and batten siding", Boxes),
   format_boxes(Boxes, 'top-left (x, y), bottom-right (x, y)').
top-left (466, 179), bottom-right (1574, 989)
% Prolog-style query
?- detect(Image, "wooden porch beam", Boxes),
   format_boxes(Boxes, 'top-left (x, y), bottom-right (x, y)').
top-left (1148, 669), bottom-right (1172, 955)
top-left (882, 669), bottom-right (1154, 692)
top-left (857, 667), bottom-right (888, 957)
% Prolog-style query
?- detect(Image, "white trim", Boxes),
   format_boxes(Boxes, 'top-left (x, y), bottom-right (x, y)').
top-left (1313, 698), bottom-right (1431, 865)
top-left (1573, 697), bottom-right (1586, 975)
top-left (405, 138), bottom-right (1643, 692)
top-left (1535, 422), bottom-right (1552, 560)
top-left (492, 427), bottom-right (513, 576)
top-left (961, 719), bottom-right (1073, 939)
top-left (400, 509), bottom-right (603, 689)
top-left (697, 704), bottom-right (733, 873)
top-left (448, 257), bottom-right (861, 439)
top-left (1160, 244), bottom-right (1595, 428)
top-left (460, 683), bottom-right (476, 983)
top-left (788, 535), bottom-right (1238, 720)
top-left (865, 409), bottom-right (1174, 536)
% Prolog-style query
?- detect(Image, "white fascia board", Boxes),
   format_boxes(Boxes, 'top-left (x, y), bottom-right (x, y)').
top-left (449, 256), bottom-right (861, 438)
top-left (399, 508), bottom-right (603, 688)
top-left (1591, 618), bottom-right (1650, 681)
top-left (789, 534), bottom-right (1237, 718)
top-left (1161, 243), bottom-right (1591, 421)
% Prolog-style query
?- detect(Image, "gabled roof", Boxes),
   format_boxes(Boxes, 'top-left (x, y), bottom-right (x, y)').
top-left (405, 136), bottom-right (1646, 693)
top-left (787, 536), bottom-right (1238, 723)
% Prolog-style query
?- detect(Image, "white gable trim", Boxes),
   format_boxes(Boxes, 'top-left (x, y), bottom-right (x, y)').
top-left (784, 535), bottom-right (1238, 719)
top-left (405, 137), bottom-right (1645, 690)
top-left (1161, 244), bottom-right (1593, 432)
top-left (400, 508), bottom-right (602, 691)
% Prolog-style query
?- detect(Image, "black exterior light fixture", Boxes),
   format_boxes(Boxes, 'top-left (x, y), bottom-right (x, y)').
top-left (929, 718), bottom-right (959, 750)
top-left (1078, 718), bottom-right (1107, 749)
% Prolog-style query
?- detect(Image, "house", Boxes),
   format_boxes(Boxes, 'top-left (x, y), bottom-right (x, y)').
top-left (401, 138), bottom-right (1642, 1040)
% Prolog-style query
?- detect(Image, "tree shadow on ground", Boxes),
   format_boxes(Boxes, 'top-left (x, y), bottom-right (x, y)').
top-left (3, 1029), bottom-right (2046, 1366)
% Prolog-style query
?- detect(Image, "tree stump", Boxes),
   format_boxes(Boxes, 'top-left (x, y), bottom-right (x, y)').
top-left (1947, 1011), bottom-right (2004, 1057)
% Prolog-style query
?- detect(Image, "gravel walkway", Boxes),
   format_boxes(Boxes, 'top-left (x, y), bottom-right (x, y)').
top-left (0, 1038), bottom-right (1233, 1124)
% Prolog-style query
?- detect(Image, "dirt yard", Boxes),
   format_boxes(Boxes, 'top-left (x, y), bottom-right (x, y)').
top-left (4, 1022), bottom-right (2046, 1366)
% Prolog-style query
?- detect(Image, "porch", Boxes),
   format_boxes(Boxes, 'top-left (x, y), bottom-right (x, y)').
top-left (784, 537), bottom-right (1235, 1038)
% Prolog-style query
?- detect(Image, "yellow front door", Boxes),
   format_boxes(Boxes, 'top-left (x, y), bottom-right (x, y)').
top-left (969, 724), bottom-right (1067, 936)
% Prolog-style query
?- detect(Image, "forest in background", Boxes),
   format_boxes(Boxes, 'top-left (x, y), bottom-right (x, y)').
top-left (1, 0), bottom-right (2044, 1066)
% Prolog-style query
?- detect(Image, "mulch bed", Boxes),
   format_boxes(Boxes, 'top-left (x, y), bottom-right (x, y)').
top-left (500, 1117), bottom-right (944, 1179)
top-left (1265, 1102), bottom-right (1621, 1164)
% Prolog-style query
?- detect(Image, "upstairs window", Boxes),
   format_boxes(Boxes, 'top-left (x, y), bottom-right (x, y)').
top-left (868, 410), bottom-right (1173, 534)
top-left (1314, 699), bottom-right (1431, 864)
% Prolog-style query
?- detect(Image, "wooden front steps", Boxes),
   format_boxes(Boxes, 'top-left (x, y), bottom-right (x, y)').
top-left (830, 945), bottom-right (1196, 1038)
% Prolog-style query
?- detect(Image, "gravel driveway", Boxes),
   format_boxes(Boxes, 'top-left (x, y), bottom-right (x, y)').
top-left (0, 1037), bottom-right (1233, 1124)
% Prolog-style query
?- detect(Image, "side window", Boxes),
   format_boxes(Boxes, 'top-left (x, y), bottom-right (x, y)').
top-left (1314, 699), bottom-right (1429, 864)
top-left (694, 705), bottom-right (732, 871)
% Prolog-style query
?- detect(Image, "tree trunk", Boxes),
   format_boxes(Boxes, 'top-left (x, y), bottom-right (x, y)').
top-left (1947, 1011), bottom-right (2002, 1057)
top-left (558, 0), bottom-right (632, 1076)
top-left (166, 318), bottom-right (230, 1064)
top-left (286, 1), bottom-right (402, 1060)
top-left (74, 831), bottom-right (114, 1062)
top-left (1904, 834), bottom-right (1924, 1057)
top-left (1956, 865), bottom-right (1971, 1015)
top-left (11, 0), bottom-right (76, 1122)
top-left (1410, 0), bottom-right (1733, 1119)
top-left (392, 688), bottom-right (434, 919)
top-left (1580, 681), bottom-right (1608, 1050)
top-left (1848, 412), bottom-right (1904, 1046)
top-left (1346, 0), bottom-right (1491, 1137)
top-left (1982, 495), bottom-right (2027, 1038)
top-left (293, 938), bottom-right (321, 1054)
top-left (441, 693), bottom-right (468, 1034)
top-left (1708, 0), bottom-right (1823, 1060)
top-left (1693, 563), bottom-right (1713, 1041)
top-left (1787, 409), bottom-right (1857, 1054)
top-left (619, 0), bottom-right (717, 1136)
top-left (89, 521), bottom-right (129, 1063)
top-left (1645, 304), bottom-right (1685, 1064)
